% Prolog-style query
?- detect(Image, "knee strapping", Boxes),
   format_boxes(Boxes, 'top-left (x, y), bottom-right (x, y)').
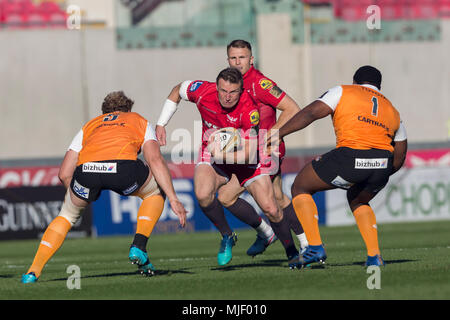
top-left (58, 191), bottom-right (84, 226)
top-left (135, 176), bottom-right (160, 200)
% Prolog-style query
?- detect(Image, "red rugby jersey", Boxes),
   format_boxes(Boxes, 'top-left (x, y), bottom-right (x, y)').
top-left (243, 66), bottom-right (287, 164)
top-left (181, 80), bottom-right (260, 152)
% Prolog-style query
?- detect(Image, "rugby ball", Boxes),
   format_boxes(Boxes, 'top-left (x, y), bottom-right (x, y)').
top-left (210, 127), bottom-right (241, 153)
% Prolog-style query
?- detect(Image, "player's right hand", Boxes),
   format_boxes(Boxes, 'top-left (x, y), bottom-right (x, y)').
top-left (170, 199), bottom-right (187, 228)
top-left (264, 129), bottom-right (281, 157)
top-left (155, 125), bottom-right (167, 146)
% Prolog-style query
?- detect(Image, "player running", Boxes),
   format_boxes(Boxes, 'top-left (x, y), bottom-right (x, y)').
top-left (21, 91), bottom-right (187, 283)
top-left (156, 67), bottom-right (301, 268)
top-left (218, 39), bottom-right (308, 257)
top-left (271, 65), bottom-right (408, 267)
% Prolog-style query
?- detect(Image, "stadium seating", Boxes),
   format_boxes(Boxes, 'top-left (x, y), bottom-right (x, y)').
top-left (329, 0), bottom-right (450, 21)
top-left (0, 0), bottom-right (67, 29)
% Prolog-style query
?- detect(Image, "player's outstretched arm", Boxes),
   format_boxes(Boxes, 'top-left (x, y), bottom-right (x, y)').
top-left (58, 150), bottom-right (79, 189)
top-left (278, 100), bottom-right (332, 139)
top-left (156, 83), bottom-right (183, 146)
top-left (142, 139), bottom-right (187, 227)
top-left (270, 94), bottom-right (301, 130)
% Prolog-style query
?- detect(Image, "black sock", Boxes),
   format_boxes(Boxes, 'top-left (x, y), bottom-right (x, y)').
top-left (283, 202), bottom-right (304, 235)
top-left (132, 233), bottom-right (148, 252)
top-left (225, 198), bottom-right (262, 229)
top-left (200, 197), bottom-right (233, 237)
top-left (270, 216), bottom-right (298, 258)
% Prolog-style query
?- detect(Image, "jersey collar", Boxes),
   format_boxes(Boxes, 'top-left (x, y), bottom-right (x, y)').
top-left (360, 83), bottom-right (380, 92)
top-left (243, 65), bottom-right (256, 81)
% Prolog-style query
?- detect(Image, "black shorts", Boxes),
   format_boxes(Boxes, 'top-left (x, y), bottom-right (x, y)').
top-left (312, 147), bottom-right (393, 194)
top-left (70, 159), bottom-right (149, 202)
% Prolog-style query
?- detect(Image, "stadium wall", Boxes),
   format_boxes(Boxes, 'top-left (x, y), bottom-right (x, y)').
top-left (1, 17), bottom-right (450, 160)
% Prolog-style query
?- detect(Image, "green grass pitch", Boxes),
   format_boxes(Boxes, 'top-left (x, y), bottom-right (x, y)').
top-left (1, 220), bottom-right (449, 300)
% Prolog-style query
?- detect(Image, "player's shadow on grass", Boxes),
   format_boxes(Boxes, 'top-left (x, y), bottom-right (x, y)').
top-left (211, 259), bottom-right (285, 271)
top-left (329, 259), bottom-right (417, 267)
top-left (49, 268), bottom-right (194, 281)
top-left (212, 258), bottom-right (417, 271)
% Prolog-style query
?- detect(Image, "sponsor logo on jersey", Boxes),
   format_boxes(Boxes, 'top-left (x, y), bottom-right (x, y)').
top-left (250, 111), bottom-right (260, 125)
top-left (73, 180), bottom-right (90, 199)
top-left (190, 81), bottom-right (203, 92)
top-left (355, 158), bottom-right (388, 169)
top-left (269, 86), bottom-right (283, 99)
top-left (259, 79), bottom-right (273, 90)
top-left (103, 113), bottom-right (119, 122)
top-left (318, 91), bottom-right (328, 99)
top-left (357, 116), bottom-right (390, 132)
top-left (82, 162), bottom-right (117, 173)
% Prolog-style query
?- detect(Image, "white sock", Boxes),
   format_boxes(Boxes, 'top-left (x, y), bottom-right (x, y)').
top-left (297, 233), bottom-right (308, 249)
top-left (256, 219), bottom-right (273, 238)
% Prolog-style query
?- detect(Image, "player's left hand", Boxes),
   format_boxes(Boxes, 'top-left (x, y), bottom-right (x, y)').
top-left (155, 125), bottom-right (167, 146)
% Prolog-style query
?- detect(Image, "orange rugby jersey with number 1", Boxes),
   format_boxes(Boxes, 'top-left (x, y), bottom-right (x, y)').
top-left (333, 85), bottom-right (400, 153)
top-left (77, 111), bottom-right (148, 166)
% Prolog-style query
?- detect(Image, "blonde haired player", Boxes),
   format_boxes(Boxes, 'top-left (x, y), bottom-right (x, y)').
top-left (21, 91), bottom-right (186, 283)
top-left (222, 39), bottom-right (308, 257)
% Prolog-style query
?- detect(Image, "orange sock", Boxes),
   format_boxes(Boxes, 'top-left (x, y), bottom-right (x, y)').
top-left (353, 205), bottom-right (380, 256)
top-left (292, 194), bottom-right (322, 246)
top-left (27, 216), bottom-right (72, 278)
top-left (136, 195), bottom-right (165, 237)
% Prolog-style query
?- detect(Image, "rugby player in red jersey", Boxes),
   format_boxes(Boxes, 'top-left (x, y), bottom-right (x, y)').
top-left (156, 68), bottom-right (301, 268)
top-left (218, 40), bottom-right (308, 257)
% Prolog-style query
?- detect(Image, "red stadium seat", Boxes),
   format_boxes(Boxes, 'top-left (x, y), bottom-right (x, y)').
top-left (332, 0), bottom-right (449, 20)
top-left (4, 12), bottom-right (26, 29)
top-left (380, 4), bottom-right (402, 20)
top-left (27, 11), bottom-right (47, 28)
top-left (340, 5), bottom-right (367, 21)
top-left (48, 12), bottom-right (66, 28)
top-left (439, 1), bottom-right (450, 18)
top-left (38, 1), bottom-right (62, 14)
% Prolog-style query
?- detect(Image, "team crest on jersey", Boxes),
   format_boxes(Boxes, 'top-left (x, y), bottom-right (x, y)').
top-left (259, 79), bottom-right (273, 90)
top-left (250, 111), bottom-right (260, 125)
top-left (226, 114), bottom-right (238, 123)
top-left (190, 81), bottom-right (203, 92)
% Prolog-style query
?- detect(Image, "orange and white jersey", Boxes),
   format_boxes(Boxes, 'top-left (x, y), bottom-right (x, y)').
top-left (318, 84), bottom-right (406, 152)
top-left (68, 111), bottom-right (157, 166)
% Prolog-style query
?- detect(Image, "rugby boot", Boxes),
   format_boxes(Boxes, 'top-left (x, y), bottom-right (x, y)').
top-left (246, 233), bottom-right (278, 257)
top-left (287, 252), bottom-right (303, 269)
top-left (21, 272), bottom-right (38, 284)
top-left (217, 232), bottom-right (237, 266)
top-left (129, 245), bottom-right (155, 276)
top-left (301, 244), bottom-right (327, 266)
top-left (366, 254), bottom-right (385, 267)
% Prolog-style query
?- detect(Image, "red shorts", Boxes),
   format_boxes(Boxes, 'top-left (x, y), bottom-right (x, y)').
top-left (197, 146), bottom-right (265, 187)
top-left (212, 163), bottom-right (264, 187)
